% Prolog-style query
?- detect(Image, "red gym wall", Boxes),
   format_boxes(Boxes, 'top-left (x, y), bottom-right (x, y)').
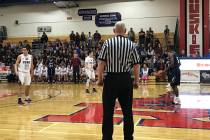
top-left (179, 0), bottom-right (209, 57)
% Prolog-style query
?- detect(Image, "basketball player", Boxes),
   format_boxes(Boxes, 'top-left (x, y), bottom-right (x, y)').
top-left (15, 46), bottom-right (33, 105)
top-left (85, 51), bottom-right (97, 93)
top-left (67, 64), bottom-right (73, 82)
top-left (60, 65), bottom-right (67, 83)
top-left (41, 65), bottom-right (48, 83)
top-left (47, 57), bottom-right (55, 84)
top-left (55, 65), bottom-right (61, 83)
top-left (165, 46), bottom-right (181, 104)
top-left (33, 66), bottom-right (40, 83)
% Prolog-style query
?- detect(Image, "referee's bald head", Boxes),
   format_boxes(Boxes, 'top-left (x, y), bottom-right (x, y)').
top-left (113, 21), bottom-right (126, 35)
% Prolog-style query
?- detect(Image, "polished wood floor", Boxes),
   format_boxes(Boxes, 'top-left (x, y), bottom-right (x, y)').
top-left (0, 82), bottom-right (210, 140)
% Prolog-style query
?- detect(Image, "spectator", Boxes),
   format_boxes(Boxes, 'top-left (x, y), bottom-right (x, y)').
top-left (69, 31), bottom-right (75, 47)
top-left (164, 25), bottom-right (170, 47)
top-left (40, 32), bottom-right (48, 44)
top-left (93, 30), bottom-right (101, 49)
top-left (75, 32), bottom-right (80, 47)
top-left (206, 49), bottom-right (210, 58)
top-left (179, 49), bottom-right (186, 57)
top-left (128, 28), bottom-right (135, 42)
top-left (141, 63), bottom-right (149, 84)
top-left (148, 27), bottom-right (154, 39)
top-left (80, 32), bottom-right (86, 50)
top-left (70, 53), bottom-right (81, 84)
top-left (138, 28), bottom-right (145, 46)
top-left (87, 32), bottom-right (92, 49)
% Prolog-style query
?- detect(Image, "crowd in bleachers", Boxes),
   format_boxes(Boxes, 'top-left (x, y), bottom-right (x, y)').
top-left (0, 26), bottom-right (189, 83)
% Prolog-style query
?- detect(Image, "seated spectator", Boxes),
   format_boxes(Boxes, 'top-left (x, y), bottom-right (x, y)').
top-left (206, 49), bottom-right (210, 58)
top-left (141, 63), bottom-right (149, 84)
top-left (41, 65), bottom-right (48, 83)
top-left (179, 49), bottom-right (186, 57)
top-left (55, 65), bottom-right (61, 82)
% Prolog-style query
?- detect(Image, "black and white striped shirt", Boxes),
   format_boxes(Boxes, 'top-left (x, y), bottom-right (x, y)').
top-left (98, 35), bottom-right (140, 73)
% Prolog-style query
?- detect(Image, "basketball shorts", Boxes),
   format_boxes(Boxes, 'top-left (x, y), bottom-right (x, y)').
top-left (85, 69), bottom-right (95, 80)
top-left (18, 71), bottom-right (31, 86)
top-left (170, 67), bottom-right (181, 87)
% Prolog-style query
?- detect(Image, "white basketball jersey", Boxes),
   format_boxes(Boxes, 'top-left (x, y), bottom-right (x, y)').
top-left (18, 54), bottom-right (32, 73)
top-left (61, 67), bottom-right (67, 75)
top-left (41, 67), bottom-right (48, 76)
top-left (85, 56), bottom-right (95, 70)
top-left (34, 67), bottom-right (40, 76)
top-left (55, 67), bottom-right (61, 75)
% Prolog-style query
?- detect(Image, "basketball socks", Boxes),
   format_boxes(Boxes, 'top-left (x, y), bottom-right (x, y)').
top-left (18, 98), bottom-right (24, 105)
top-left (86, 89), bottom-right (90, 93)
top-left (93, 88), bottom-right (97, 92)
top-left (25, 96), bottom-right (32, 103)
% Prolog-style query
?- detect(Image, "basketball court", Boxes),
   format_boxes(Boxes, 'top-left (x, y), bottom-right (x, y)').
top-left (0, 83), bottom-right (210, 140)
top-left (0, 0), bottom-right (210, 139)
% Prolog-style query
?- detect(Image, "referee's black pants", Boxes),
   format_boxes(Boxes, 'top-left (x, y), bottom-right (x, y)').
top-left (102, 73), bottom-right (134, 140)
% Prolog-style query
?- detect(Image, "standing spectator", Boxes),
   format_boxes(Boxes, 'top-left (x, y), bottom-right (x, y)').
top-left (164, 25), bottom-right (170, 47)
top-left (75, 32), bottom-right (80, 48)
top-left (69, 31), bottom-right (75, 47)
top-left (40, 32), bottom-right (48, 44)
top-left (138, 28), bottom-right (145, 46)
top-left (87, 32), bottom-right (92, 49)
top-left (70, 53), bottom-right (81, 84)
top-left (128, 27), bottom-right (135, 42)
top-left (97, 21), bottom-right (140, 140)
top-left (93, 30), bottom-right (101, 49)
top-left (80, 32), bottom-right (86, 50)
top-left (148, 27), bottom-right (154, 40)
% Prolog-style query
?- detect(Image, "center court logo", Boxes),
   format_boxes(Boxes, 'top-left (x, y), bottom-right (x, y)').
top-left (36, 93), bottom-right (210, 129)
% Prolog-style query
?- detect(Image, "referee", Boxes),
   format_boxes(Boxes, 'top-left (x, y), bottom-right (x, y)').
top-left (97, 21), bottom-right (140, 140)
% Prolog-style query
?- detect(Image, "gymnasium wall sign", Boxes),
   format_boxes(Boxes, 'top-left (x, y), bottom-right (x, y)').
top-left (37, 26), bottom-right (51, 32)
top-left (95, 12), bottom-right (121, 27)
top-left (186, 0), bottom-right (203, 56)
top-left (78, 8), bottom-right (97, 16)
top-left (83, 15), bottom-right (92, 21)
top-left (181, 70), bottom-right (200, 83)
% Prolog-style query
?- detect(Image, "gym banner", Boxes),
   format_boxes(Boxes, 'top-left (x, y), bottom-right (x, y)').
top-left (78, 9), bottom-right (97, 16)
top-left (186, 0), bottom-right (203, 56)
top-left (180, 0), bottom-right (209, 56)
top-left (95, 12), bottom-right (121, 27)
